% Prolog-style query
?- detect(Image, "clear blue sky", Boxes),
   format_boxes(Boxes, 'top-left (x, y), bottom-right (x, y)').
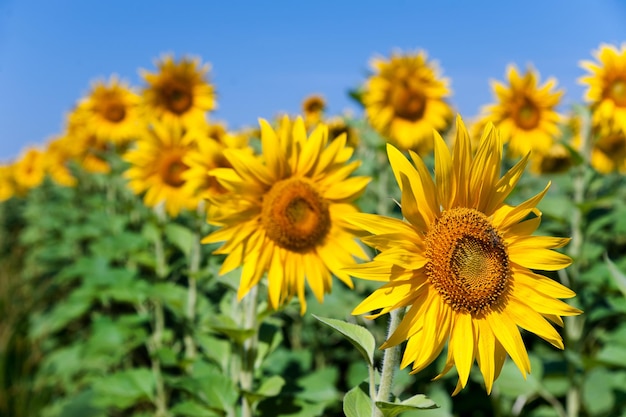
top-left (1, 0), bottom-right (625, 160)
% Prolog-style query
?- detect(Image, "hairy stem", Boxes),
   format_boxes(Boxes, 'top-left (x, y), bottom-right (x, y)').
top-left (240, 286), bottom-right (259, 417)
top-left (373, 308), bottom-right (403, 417)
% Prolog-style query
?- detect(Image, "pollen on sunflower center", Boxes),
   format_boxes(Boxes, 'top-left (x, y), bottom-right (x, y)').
top-left (515, 97), bottom-right (541, 130)
top-left (425, 207), bottom-right (510, 315)
top-left (261, 178), bottom-right (330, 252)
top-left (160, 155), bottom-right (188, 187)
top-left (162, 82), bottom-right (193, 114)
top-left (609, 79), bottom-right (626, 107)
top-left (103, 102), bottom-right (127, 123)
top-left (390, 82), bottom-right (427, 121)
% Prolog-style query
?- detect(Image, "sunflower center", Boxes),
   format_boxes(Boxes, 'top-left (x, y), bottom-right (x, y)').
top-left (425, 207), bottom-right (510, 315)
top-left (102, 101), bottom-right (127, 123)
top-left (390, 81), bottom-right (427, 121)
top-left (608, 78), bottom-right (626, 107)
top-left (514, 97), bottom-right (541, 130)
top-left (160, 154), bottom-right (188, 187)
top-left (597, 132), bottom-right (626, 156)
top-left (161, 80), bottom-right (193, 114)
top-left (261, 178), bottom-right (330, 252)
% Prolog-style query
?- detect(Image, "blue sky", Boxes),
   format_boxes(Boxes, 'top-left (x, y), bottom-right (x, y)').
top-left (1, 0), bottom-right (625, 160)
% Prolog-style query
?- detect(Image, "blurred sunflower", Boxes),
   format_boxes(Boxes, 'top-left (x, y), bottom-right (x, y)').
top-left (477, 65), bottom-right (563, 157)
top-left (327, 116), bottom-right (360, 148)
top-left (13, 148), bottom-right (46, 192)
top-left (203, 116), bottom-right (370, 313)
top-left (44, 137), bottom-right (77, 187)
top-left (362, 50), bottom-right (453, 153)
top-left (0, 164), bottom-right (15, 202)
top-left (62, 114), bottom-right (111, 174)
top-left (531, 142), bottom-right (573, 175)
top-left (124, 122), bottom-right (201, 217)
top-left (141, 55), bottom-right (216, 129)
top-left (346, 117), bottom-right (581, 394)
top-left (182, 123), bottom-right (251, 201)
top-left (75, 76), bottom-right (143, 146)
top-left (589, 128), bottom-right (626, 173)
top-left (580, 43), bottom-right (626, 134)
top-left (302, 94), bottom-right (326, 128)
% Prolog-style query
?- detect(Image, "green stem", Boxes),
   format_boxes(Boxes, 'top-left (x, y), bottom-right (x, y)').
top-left (240, 285), bottom-right (259, 417)
top-left (183, 232), bottom-right (201, 363)
top-left (373, 309), bottom-right (403, 417)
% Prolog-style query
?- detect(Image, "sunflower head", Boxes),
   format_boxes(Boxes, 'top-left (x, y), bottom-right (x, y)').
top-left (580, 43), bottom-right (626, 133)
top-left (141, 55), bottom-right (216, 130)
top-left (478, 65), bottom-right (563, 157)
top-left (44, 136), bottom-right (77, 187)
top-left (123, 121), bottom-right (201, 217)
top-left (203, 116), bottom-right (370, 313)
top-left (302, 94), bottom-right (326, 128)
top-left (362, 50), bottom-right (453, 153)
top-left (346, 116), bottom-right (581, 394)
top-left (76, 75), bottom-right (143, 146)
top-left (531, 142), bottom-right (573, 175)
top-left (13, 147), bottom-right (46, 192)
top-left (327, 116), bottom-right (360, 148)
top-left (0, 164), bottom-right (16, 202)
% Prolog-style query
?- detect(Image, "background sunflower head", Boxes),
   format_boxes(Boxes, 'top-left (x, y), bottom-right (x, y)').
top-left (478, 65), bottom-right (563, 157)
top-left (141, 55), bottom-right (216, 130)
top-left (362, 50), bottom-right (453, 153)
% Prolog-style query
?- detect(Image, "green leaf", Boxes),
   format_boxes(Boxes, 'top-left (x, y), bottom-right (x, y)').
top-left (165, 223), bottom-right (196, 258)
top-left (91, 368), bottom-right (155, 409)
top-left (313, 315), bottom-right (376, 366)
top-left (376, 394), bottom-right (438, 417)
top-left (582, 367), bottom-right (615, 415)
top-left (244, 375), bottom-right (286, 404)
top-left (605, 254), bottom-right (626, 298)
top-left (171, 400), bottom-right (221, 417)
top-left (208, 315), bottom-right (256, 345)
top-left (343, 384), bottom-right (372, 417)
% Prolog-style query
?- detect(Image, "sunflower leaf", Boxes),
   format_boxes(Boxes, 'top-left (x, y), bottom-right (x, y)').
top-left (375, 394), bottom-right (438, 417)
top-left (343, 384), bottom-right (372, 417)
top-left (313, 315), bottom-right (375, 366)
top-left (605, 254), bottom-right (626, 298)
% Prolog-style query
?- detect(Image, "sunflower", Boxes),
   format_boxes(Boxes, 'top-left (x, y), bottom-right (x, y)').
top-left (0, 164), bottom-right (15, 202)
top-left (182, 123), bottom-right (251, 201)
top-left (13, 147), bottom-right (46, 192)
top-left (44, 137), bottom-right (77, 187)
top-left (477, 65), bottom-right (563, 157)
top-left (141, 55), bottom-right (216, 130)
top-left (362, 50), bottom-right (453, 153)
top-left (75, 76), bottom-right (143, 146)
top-left (203, 116), bottom-right (370, 313)
top-left (589, 128), bottom-right (626, 174)
top-left (61, 113), bottom-right (112, 174)
top-left (327, 116), bottom-right (360, 148)
top-left (531, 142), bottom-right (573, 175)
top-left (579, 43), bottom-right (626, 134)
top-left (302, 94), bottom-right (326, 128)
top-left (123, 121), bottom-right (201, 217)
top-left (345, 116), bottom-right (581, 394)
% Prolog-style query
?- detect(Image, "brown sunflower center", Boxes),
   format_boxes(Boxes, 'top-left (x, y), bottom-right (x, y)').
top-left (160, 154), bottom-right (188, 187)
top-left (261, 178), bottom-right (330, 252)
top-left (102, 101), bottom-right (127, 123)
top-left (514, 97), bottom-right (541, 130)
top-left (161, 80), bottom-right (193, 114)
top-left (597, 132), bottom-right (626, 156)
top-left (425, 207), bottom-right (510, 314)
top-left (390, 80), bottom-right (427, 121)
top-left (608, 78), bottom-right (626, 107)
top-left (540, 152), bottom-right (572, 174)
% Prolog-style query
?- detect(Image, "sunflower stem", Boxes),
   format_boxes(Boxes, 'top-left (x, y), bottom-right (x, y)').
top-left (563, 108), bottom-right (591, 417)
top-left (148, 210), bottom-right (170, 416)
top-left (240, 285), bottom-right (259, 417)
top-left (183, 230), bottom-right (201, 366)
top-left (373, 308), bottom-right (403, 417)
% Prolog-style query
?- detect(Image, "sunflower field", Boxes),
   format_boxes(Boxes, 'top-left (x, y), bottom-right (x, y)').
top-left (2, 44), bottom-right (626, 417)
